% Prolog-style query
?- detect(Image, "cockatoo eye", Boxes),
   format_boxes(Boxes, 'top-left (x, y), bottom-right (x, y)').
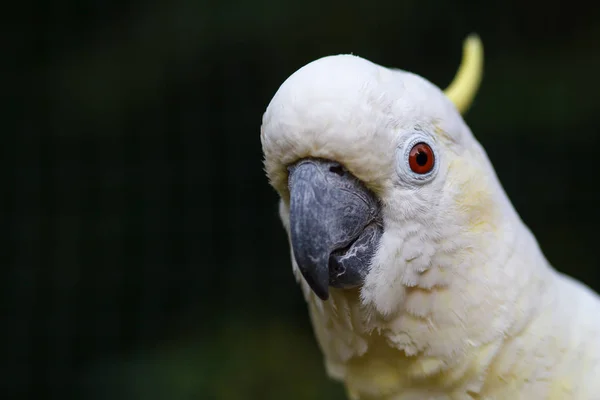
top-left (395, 134), bottom-right (439, 184)
top-left (408, 143), bottom-right (435, 174)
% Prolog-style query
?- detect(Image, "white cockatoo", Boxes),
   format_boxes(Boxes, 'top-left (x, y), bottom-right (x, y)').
top-left (260, 35), bottom-right (600, 399)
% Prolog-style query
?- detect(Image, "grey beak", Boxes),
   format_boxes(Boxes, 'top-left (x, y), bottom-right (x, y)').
top-left (288, 159), bottom-right (383, 300)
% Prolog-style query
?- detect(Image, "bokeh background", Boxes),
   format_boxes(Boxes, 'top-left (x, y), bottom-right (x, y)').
top-left (6, 1), bottom-right (600, 399)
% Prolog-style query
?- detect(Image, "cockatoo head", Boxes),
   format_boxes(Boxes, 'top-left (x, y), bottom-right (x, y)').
top-left (262, 37), bottom-right (511, 315)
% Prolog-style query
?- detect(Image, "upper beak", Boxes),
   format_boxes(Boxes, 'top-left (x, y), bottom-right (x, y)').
top-left (288, 159), bottom-right (382, 300)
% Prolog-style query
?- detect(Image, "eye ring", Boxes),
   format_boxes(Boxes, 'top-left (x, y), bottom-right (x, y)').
top-left (408, 142), bottom-right (435, 174)
top-left (395, 134), bottom-right (439, 184)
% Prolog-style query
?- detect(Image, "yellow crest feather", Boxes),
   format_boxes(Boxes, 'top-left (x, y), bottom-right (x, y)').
top-left (444, 34), bottom-right (484, 114)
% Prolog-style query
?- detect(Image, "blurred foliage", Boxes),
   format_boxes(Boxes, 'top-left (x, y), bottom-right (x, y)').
top-left (4, 0), bottom-right (600, 399)
top-left (82, 316), bottom-right (344, 400)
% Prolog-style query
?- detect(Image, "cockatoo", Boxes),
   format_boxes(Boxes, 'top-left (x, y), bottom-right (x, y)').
top-left (260, 35), bottom-right (600, 399)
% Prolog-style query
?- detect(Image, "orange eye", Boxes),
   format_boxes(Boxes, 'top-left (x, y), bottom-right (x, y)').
top-left (408, 142), bottom-right (435, 174)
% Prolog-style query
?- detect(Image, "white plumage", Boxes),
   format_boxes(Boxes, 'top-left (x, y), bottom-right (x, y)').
top-left (261, 39), bottom-right (600, 399)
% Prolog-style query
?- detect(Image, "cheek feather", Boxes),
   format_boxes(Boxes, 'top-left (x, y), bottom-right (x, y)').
top-left (360, 148), bottom-right (508, 324)
top-left (448, 157), bottom-right (501, 234)
top-left (361, 230), bottom-right (408, 317)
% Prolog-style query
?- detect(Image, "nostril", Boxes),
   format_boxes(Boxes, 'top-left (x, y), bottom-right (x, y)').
top-left (329, 164), bottom-right (345, 176)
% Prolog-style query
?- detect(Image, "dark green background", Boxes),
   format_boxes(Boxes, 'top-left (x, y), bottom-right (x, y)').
top-left (5, 1), bottom-right (600, 399)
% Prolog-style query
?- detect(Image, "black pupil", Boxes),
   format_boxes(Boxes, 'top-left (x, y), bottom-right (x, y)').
top-left (416, 151), bottom-right (428, 166)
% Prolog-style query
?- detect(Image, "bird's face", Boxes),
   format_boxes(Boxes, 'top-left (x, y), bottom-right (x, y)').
top-left (262, 49), bottom-right (499, 312)
top-left (277, 122), bottom-right (456, 302)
